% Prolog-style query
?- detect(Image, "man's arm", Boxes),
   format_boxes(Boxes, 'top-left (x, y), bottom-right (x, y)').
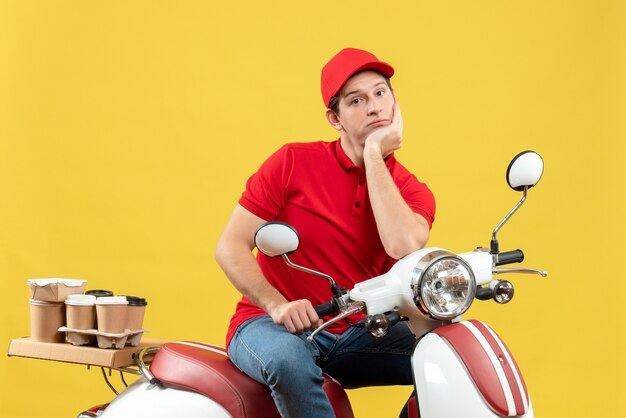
top-left (214, 204), bottom-right (321, 333)
top-left (363, 103), bottom-right (430, 259)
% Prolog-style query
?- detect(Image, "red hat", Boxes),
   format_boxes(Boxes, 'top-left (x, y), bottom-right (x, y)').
top-left (321, 48), bottom-right (395, 108)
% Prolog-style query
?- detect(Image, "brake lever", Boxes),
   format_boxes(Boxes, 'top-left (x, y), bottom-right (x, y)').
top-left (493, 267), bottom-right (548, 277)
top-left (307, 302), bottom-right (365, 343)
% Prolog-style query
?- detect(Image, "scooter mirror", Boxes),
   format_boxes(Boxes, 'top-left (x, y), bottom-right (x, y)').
top-left (506, 151), bottom-right (544, 191)
top-left (254, 222), bottom-right (300, 257)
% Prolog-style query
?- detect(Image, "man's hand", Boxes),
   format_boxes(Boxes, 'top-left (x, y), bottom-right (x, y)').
top-left (269, 299), bottom-right (323, 334)
top-left (365, 102), bottom-right (403, 159)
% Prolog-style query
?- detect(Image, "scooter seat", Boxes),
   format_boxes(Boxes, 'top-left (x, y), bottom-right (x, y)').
top-left (149, 341), bottom-right (354, 418)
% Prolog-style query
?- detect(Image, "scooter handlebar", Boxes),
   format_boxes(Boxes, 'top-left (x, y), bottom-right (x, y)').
top-left (314, 300), bottom-right (339, 317)
top-left (495, 249), bottom-right (524, 266)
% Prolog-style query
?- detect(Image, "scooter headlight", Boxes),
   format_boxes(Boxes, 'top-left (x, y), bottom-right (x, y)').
top-left (411, 250), bottom-right (476, 320)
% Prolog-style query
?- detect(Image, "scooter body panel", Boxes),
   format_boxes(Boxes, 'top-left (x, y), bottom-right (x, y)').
top-left (99, 378), bottom-right (232, 418)
top-left (412, 321), bottom-right (533, 418)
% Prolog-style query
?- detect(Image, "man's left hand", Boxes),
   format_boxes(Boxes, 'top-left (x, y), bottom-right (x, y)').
top-left (365, 102), bottom-right (403, 159)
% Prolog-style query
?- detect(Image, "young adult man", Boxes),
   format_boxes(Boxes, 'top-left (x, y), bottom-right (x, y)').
top-left (215, 48), bottom-right (436, 418)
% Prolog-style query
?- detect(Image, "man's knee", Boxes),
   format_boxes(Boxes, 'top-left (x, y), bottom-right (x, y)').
top-left (262, 343), bottom-right (322, 386)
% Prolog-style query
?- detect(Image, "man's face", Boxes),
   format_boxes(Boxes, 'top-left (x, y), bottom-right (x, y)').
top-left (333, 70), bottom-right (395, 144)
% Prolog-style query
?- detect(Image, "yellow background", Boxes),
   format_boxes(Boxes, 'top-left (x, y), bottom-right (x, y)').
top-left (1, 1), bottom-right (624, 417)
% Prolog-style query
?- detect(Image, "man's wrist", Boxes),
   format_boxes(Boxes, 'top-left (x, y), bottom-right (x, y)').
top-left (363, 141), bottom-right (385, 166)
top-left (264, 296), bottom-right (288, 316)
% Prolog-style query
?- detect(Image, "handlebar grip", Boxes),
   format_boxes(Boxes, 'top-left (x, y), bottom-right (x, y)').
top-left (496, 249), bottom-right (524, 266)
top-left (475, 286), bottom-right (494, 300)
top-left (314, 300), bottom-right (339, 317)
top-left (386, 311), bottom-right (402, 326)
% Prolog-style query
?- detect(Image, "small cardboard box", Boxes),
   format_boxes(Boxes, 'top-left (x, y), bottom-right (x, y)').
top-left (59, 327), bottom-right (148, 349)
top-left (8, 337), bottom-right (167, 368)
top-left (28, 279), bottom-right (87, 302)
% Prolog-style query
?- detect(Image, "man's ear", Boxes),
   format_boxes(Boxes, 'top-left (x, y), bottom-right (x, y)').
top-left (325, 109), bottom-right (342, 131)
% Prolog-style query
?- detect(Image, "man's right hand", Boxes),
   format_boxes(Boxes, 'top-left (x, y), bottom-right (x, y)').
top-left (269, 299), bottom-right (323, 334)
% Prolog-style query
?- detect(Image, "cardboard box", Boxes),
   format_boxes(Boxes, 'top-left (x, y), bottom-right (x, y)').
top-left (28, 279), bottom-right (87, 302)
top-left (59, 327), bottom-right (148, 349)
top-left (7, 337), bottom-right (167, 369)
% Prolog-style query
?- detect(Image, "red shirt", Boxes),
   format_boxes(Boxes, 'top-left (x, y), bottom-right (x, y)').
top-left (226, 139), bottom-right (436, 346)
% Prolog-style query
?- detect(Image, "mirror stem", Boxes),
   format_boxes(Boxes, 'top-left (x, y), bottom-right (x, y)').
top-left (491, 186), bottom-right (528, 254)
top-left (281, 254), bottom-right (337, 287)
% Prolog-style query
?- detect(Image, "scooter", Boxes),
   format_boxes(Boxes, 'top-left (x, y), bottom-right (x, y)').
top-left (79, 150), bottom-right (547, 418)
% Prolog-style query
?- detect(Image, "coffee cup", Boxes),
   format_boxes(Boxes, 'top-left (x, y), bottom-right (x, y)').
top-left (125, 296), bottom-right (148, 331)
top-left (30, 299), bottom-right (66, 343)
top-left (65, 294), bottom-right (97, 330)
top-left (95, 296), bottom-right (128, 334)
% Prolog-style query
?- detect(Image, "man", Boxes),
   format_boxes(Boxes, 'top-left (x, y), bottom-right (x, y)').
top-left (215, 48), bottom-right (436, 418)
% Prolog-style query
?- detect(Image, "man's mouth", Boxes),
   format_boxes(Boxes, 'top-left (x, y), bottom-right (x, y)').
top-left (367, 119), bottom-right (388, 127)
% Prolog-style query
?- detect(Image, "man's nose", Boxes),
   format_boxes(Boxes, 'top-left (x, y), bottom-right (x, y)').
top-left (367, 100), bottom-right (382, 115)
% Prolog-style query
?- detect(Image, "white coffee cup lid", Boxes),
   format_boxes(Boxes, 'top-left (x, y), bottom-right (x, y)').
top-left (95, 296), bottom-right (128, 305)
top-left (65, 294), bottom-right (97, 306)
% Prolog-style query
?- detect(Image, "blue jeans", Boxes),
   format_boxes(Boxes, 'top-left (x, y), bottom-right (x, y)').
top-left (228, 315), bottom-right (416, 418)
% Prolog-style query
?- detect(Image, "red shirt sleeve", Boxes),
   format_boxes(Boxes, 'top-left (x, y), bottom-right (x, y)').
top-left (400, 173), bottom-right (436, 229)
top-left (388, 157), bottom-right (436, 229)
top-left (239, 144), bottom-right (293, 221)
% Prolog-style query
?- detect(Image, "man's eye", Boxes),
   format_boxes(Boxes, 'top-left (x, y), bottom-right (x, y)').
top-left (376, 90), bottom-right (385, 96)
top-left (351, 98), bottom-right (362, 105)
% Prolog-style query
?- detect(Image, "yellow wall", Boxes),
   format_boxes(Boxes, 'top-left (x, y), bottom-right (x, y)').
top-left (1, 1), bottom-right (624, 417)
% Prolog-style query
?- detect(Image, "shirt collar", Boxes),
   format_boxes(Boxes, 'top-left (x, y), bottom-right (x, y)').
top-left (334, 138), bottom-right (357, 172)
top-left (332, 138), bottom-right (396, 173)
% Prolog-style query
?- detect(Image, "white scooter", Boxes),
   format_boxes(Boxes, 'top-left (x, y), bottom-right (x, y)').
top-left (79, 150), bottom-right (547, 418)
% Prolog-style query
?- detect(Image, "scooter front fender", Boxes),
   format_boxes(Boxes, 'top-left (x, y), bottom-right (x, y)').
top-left (99, 378), bottom-right (232, 418)
top-left (412, 320), bottom-right (533, 418)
